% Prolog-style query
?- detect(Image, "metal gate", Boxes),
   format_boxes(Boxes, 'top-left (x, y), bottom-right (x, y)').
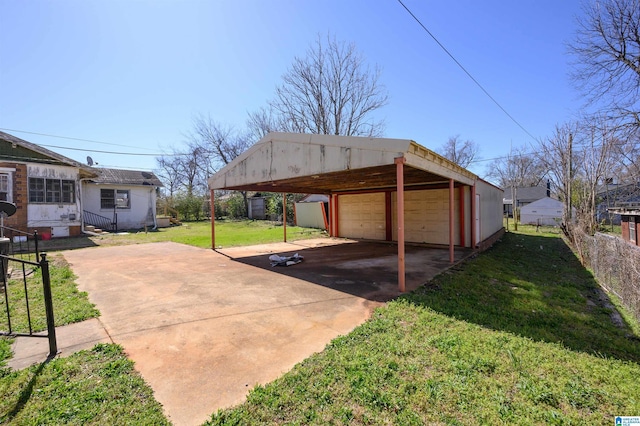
top-left (0, 227), bottom-right (57, 358)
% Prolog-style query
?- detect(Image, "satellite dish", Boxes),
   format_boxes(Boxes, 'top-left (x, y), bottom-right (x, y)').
top-left (87, 156), bottom-right (94, 166)
top-left (0, 201), bottom-right (17, 217)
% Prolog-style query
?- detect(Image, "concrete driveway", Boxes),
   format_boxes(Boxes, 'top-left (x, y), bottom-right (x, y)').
top-left (61, 238), bottom-right (469, 425)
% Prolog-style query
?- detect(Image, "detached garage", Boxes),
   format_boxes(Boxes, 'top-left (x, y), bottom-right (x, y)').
top-left (208, 132), bottom-right (504, 291)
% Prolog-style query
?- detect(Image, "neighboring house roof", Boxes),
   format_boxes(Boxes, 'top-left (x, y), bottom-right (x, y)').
top-left (88, 168), bottom-right (164, 187)
top-left (0, 130), bottom-right (97, 177)
top-left (503, 185), bottom-right (550, 204)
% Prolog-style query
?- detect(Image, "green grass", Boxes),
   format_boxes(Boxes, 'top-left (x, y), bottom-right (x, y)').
top-left (38, 220), bottom-right (326, 251)
top-left (1, 255), bottom-right (99, 369)
top-left (0, 343), bottom-right (169, 425)
top-left (206, 228), bottom-right (640, 425)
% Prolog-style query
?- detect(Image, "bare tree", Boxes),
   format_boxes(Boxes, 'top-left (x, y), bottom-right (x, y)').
top-left (155, 153), bottom-right (183, 198)
top-left (539, 123), bottom-right (577, 229)
top-left (437, 135), bottom-right (479, 168)
top-left (485, 146), bottom-right (546, 229)
top-left (569, 0), bottom-right (640, 127)
top-left (485, 147), bottom-right (546, 189)
top-left (188, 114), bottom-right (253, 215)
top-left (269, 33), bottom-right (389, 137)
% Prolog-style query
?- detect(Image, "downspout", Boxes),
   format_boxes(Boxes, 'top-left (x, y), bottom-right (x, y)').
top-left (79, 178), bottom-right (91, 234)
top-left (150, 188), bottom-right (157, 230)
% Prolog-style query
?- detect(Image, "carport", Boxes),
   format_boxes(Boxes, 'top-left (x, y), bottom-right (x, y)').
top-left (208, 132), bottom-right (504, 292)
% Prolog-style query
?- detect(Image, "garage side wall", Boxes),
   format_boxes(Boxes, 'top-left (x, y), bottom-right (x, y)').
top-left (476, 180), bottom-right (504, 242)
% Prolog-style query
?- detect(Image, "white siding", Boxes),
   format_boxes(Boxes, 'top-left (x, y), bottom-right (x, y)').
top-left (475, 180), bottom-right (504, 242)
top-left (338, 193), bottom-right (385, 240)
top-left (82, 183), bottom-right (157, 230)
top-left (294, 202), bottom-right (327, 230)
top-left (520, 197), bottom-right (563, 226)
top-left (26, 164), bottom-right (81, 232)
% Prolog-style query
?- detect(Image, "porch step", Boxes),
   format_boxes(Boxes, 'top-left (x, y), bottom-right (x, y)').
top-left (85, 225), bottom-right (96, 232)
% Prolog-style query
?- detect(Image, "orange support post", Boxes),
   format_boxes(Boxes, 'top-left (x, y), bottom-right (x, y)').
top-left (210, 189), bottom-right (215, 250)
top-left (449, 179), bottom-right (455, 263)
top-left (471, 183), bottom-right (477, 248)
top-left (395, 156), bottom-right (406, 293)
top-left (459, 185), bottom-right (466, 247)
top-left (283, 193), bottom-right (287, 243)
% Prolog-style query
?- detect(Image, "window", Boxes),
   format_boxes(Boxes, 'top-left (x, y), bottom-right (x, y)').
top-left (29, 178), bottom-right (45, 202)
top-left (46, 179), bottom-right (61, 203)
top-left (630, 217), bottom-right (636, 243)
top-left (62, 180), bottom-right (75, 203)
top-left (28, 177), bottom-right (76, 203)
top-left (0, 174), bottom-right (8, 201)
top-left (100, 189), bottom-right (130, 209)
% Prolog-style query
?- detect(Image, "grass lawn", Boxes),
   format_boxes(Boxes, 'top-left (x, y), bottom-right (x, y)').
top-left (38, 219), bottom-right (326, 251)
top-left (206, 227), bottom-right (640, 425)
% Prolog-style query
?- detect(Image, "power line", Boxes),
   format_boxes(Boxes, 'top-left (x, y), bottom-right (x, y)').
top-left (395, 0), bottom-right (538, 142)
top-left (39, 143), bottom-right (165, 156)
top-left (0, 127), bottom-right (161, 152)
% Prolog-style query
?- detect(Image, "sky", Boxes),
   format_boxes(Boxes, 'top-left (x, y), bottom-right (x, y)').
top-left (0, 0), bottom-right (587, 180)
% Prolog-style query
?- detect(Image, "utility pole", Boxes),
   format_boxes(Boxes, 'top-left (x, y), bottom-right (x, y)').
top-left (567, 133), bottom-right (573, 224)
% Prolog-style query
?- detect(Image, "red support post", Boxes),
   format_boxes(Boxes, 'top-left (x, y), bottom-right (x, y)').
top-left (283, 193), bottom-right (287, 243)
top-left (471, 184), bottom-right (477, 248)
top-left (459, 185), bottom-right (466, 247)
top-left (395, 156), bottom-right (406, 293)
top-left (449, 178), bottom-right (455, 263)
top-left (210, 189), bottom-right (215, 249)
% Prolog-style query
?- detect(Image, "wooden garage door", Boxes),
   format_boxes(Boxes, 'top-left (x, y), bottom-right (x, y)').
top-left (338, 193), bottom-right (386, 240)
top-left (392, 189), bottom-right (459, 245)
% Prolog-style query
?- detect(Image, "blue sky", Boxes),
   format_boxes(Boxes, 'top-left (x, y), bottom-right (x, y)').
top-left (0, 0), bottom-right (585, 178)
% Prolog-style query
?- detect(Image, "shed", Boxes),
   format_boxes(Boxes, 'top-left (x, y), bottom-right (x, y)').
top-left (519, 197), bottom-right (563, 226)
top-left (295, 194), bottom-right (329, 230)
top-left (609, 206), bottom-right (640, 246)
top-left (208, 132), bottom-right (504, 291)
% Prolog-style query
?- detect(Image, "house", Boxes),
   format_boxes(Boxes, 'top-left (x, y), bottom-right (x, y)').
top-left (0, 130), bottom-right (96, 238)
top-left (208, 132), bottom-right (504, 292)
top-left (81, 168), bottom-right (163, 231)
top-left (596, 182), bottom-right (640, 225)
top-left (294, 194), bottom-right (329, 230)
top-left (503, 183), bottom-right (550, 217)
top-left (519, 197), bottom-right (564, 226)
top-left (0, 130), bottom-right (163, 237)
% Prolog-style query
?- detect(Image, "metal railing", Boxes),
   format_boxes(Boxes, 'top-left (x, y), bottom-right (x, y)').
top-left (83, 210), bottom-right (117, 232)
top-left (0, 252), bottom-right (57, 358)
top-left (0, 225), bottom-right (39, 261)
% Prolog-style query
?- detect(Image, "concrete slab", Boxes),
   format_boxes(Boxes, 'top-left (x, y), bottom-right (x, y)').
top-left (8, 318), bottom-right (112, 370)
top-left (54, 238), bottom-right (470, 426)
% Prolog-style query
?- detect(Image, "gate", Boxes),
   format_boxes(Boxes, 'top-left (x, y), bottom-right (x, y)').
top-left (0, 226), bottom-right (57, 358)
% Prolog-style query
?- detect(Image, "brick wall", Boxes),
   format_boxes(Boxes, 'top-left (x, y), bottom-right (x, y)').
top-left (0, 162), bottom-right (28, 231)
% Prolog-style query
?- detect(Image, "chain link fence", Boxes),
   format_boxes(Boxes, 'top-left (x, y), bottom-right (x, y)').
top-left (573, 230), bottom-right (640, 323)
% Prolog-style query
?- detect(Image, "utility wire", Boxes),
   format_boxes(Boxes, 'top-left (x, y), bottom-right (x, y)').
top-left (396, 0), bottom-right (538, 142)
top-left (0, 127), bottom-right (160, 152)
top-left (39, 143), bottom-right (167, 156)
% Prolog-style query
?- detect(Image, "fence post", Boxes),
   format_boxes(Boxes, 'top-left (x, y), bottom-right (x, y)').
top-left (40, 253), bottom-right (57, 358)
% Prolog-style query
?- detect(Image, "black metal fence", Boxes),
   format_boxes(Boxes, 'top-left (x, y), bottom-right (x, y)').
top-left (0, 227), bottom-right (57, 358)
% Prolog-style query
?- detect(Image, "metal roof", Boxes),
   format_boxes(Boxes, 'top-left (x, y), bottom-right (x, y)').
top-left (208, 132), bottom-right (477, 194)
top-left (89, 168), bottom-right (164, 187)
top-left (0, 130), bottom-right (96, 177)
